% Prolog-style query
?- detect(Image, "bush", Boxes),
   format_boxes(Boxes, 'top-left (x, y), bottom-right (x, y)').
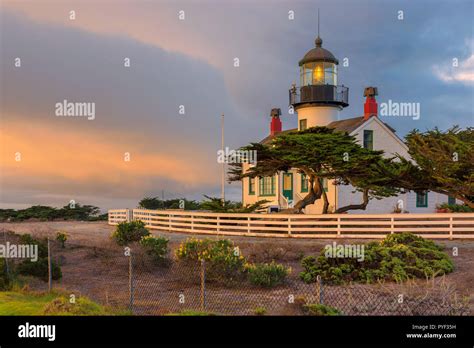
top-left (42, 296), bottom-right (114, 315)
top-left (300, 233), bottom-right (454, 284)
top-left (0, 259), bottom-right (10, 290)
top-left (303, 304), bottom-right (341, 316)
top-left (254, 307), bottom-right (266, 316)
top-left (12, 234), bottom-right (62, 282)
top-left (56, 231), bottom-right (68, 248)
top-left (111, 220), bottom-right (150, 246)
top-left (139, 235), bottom-right (169, 264)
top-left (0, 204), bottom-right (102, 222)
top-left (17, 259), bottom-right (62, 281)
top-left (247, 261), bottom-right (290, 287)
top-left (176, 238), bottom-right (246, 281)
top-left (437, 203), bottom-right (473, 213)
top-left (19, 234), bottom-right (48, 258)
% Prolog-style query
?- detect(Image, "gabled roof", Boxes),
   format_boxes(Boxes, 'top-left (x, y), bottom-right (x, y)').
top-left (260, 128), bottom-right (297, 145)
top-left (327, 116), bottom-right (397, 134)
top-left (259, 116), bottom-right (398, 144)
top-left (327, 116), bottom-right (366, 134)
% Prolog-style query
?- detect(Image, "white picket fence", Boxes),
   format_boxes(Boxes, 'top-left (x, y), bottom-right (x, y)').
top-left (108, 209), bottom-right (474, 239)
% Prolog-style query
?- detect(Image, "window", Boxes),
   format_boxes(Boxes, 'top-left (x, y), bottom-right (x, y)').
top-left (259, 176), bottom-right (275, 196)
top-left (312, 63), bottom-right (324, 84)
top-left (322, 178), bottom-right (328, 192)
top-left (324, 63), bottom-right (337, 85)
top-left (299, 119), bottom-right (307, 131)
top-left (363, 130), bottom-right (373, 150)
top-left (301, 66), bottom-right (313, 86)
top-left (300, 62), bottom-right (338, 86)
top-left (448, 196), bottom-right (456, 205)
top-left (416, 191), bottom-right (428, 208)
top-left (301, 174), bottom-right (308, 193)
top-left (248, 177), bottom-right (255, 195)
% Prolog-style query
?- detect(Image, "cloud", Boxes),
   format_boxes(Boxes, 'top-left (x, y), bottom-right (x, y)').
top-left (1, 0), bottom-right (473, 209)
top-left (433, 54), bottom-right (474, 85)
top-left (0, 11), bottom-right (244, 208)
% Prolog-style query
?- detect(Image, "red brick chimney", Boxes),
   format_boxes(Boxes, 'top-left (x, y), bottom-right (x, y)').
top-left (363, 87), bottom-right (378, 120)
top-left (270, 108), bottom-right (282, 136)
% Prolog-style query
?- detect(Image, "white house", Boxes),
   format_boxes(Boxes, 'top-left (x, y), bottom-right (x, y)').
top-left (241, 34), bottom-right (456, 214)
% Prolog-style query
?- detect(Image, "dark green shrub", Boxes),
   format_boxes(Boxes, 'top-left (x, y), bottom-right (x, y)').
top-left (247, 261), bottom-right (290, 287)
top-left (0, 259), bottom-right (10, 290)
top-left (139, 235), bottom-right (169, 264)
top-left (17, 259), bottom-right (62, 281)
top-left (303, 304), bottom-right (341, 316)
top-left (0, 204), bottom-right (102, 222)
top-left (176, 238), bottom-right (246, 281)
top-left (111, 220), bottom-right (150, 246)
top-left (438, 203), bottom-right (473, 213)
top-left (19, 234), bottom-right (48, 258)
top-left (300, 233), bottom-right (454, 284)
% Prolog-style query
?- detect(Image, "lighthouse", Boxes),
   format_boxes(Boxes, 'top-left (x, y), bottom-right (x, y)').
top-left (289, 35), bottom-right (349, 130)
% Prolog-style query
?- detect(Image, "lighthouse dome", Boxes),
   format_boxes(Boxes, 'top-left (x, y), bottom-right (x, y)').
top-left (298, 36), bottom-right (339, 66)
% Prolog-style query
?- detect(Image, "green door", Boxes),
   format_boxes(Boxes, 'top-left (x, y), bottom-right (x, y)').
top-left (282, 173), bottom-right (293, 203)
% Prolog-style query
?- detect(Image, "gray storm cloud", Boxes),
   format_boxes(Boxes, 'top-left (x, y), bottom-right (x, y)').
top-left (1, 0), bottom-right (472, 210)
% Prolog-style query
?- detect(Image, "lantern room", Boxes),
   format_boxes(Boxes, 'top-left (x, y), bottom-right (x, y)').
top-left (290, 36), bottom-right (349, 110)
top-left (299, 37), bottom-right (338, 86)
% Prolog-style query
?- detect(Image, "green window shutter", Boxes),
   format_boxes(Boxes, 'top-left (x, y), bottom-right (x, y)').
top-left (248, 177), bottom-right (255, 195)
top-left (416, 191), bottom-right (428, 207)
top-left (301, 174), bottom-right (309, 193)
top-left (363, 130), bottom-right (373, 150)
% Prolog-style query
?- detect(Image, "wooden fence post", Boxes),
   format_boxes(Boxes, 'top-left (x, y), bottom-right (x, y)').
top-left (319, 277), bottom-right (324, 304)
top-left (217, 216), bottom-right (220, 234)
top-left (319, 276), bottom-right (324, 305)
top-left (129, 252), bottom-right (134, 313)
top-left (200, 259), bottom-right (206, 312)
top-left (336, 217), bottom-right (341, 238)
top-left (47, 238), bottom-right (52, 292)
top-left (3, 232), bottom-right (10, 279)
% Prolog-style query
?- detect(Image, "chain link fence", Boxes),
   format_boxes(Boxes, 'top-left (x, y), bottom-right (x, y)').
top-left (1, 230), bottom-right (470, 316)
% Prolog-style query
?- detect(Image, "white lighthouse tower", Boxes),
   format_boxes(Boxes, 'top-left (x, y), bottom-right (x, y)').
top-left (289, 34), bottom-right (349, 129)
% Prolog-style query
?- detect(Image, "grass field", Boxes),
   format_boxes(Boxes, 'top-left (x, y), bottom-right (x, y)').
top-left (0, 290), bottom-right (129, 316)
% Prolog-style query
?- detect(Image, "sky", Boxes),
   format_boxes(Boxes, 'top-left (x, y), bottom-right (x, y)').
top-left (0, 0), bottom-right (473, 211)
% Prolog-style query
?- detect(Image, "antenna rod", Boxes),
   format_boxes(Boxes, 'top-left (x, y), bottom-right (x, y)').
top-left (221, 113), bottom-right (225, 206)
top-left (318, 8), bottom-right (320, 37)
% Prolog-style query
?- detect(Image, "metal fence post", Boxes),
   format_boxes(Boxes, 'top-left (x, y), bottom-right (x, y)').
top-left (3, 232), bottom-right (10, 279)
top-left (316, 275), bottom-right (324, 305)
top-left (47, 238), bottom-right (52, 292)
top-left (200, 259), bottom-right (206, 312)
top-left (129, 252), bottom-right (134, 313)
